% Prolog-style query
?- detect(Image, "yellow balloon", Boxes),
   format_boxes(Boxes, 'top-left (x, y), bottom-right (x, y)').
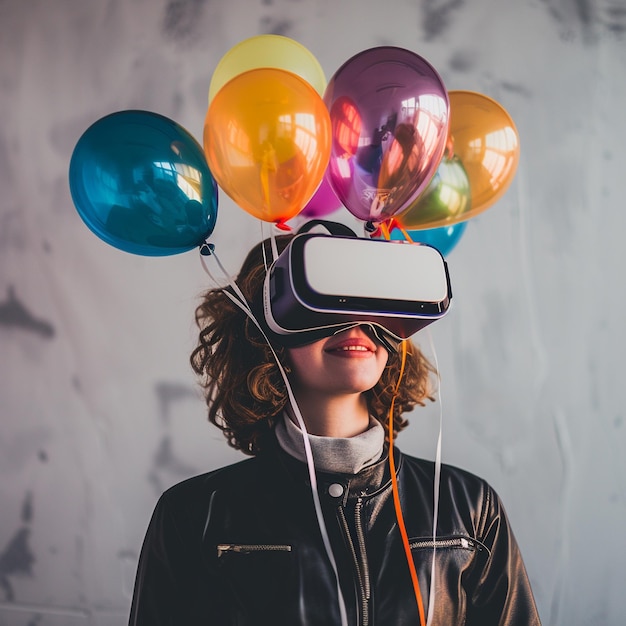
top-left (208, 35), bottom-right (327, 103)
top-left (397, 90), bottom-right (520, 230)
top-left (204, 68), bottom-right (332, 225)
top-left (448, 90), bottom-right (520, 216)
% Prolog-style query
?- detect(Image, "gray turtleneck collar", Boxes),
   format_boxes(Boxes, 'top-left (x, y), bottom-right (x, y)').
top-left (274, 412), bottom-right (385, 475)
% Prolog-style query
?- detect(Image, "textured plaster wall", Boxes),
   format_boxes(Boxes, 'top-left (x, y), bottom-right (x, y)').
top-left (1, 0), bottom-right (625, 624)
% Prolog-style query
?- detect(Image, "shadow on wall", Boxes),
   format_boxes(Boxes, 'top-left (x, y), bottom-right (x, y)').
top-left (0, 287), bottom-right (55, 339)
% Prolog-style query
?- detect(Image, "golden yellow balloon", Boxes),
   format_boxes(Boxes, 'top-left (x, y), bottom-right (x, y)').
top-left (204, 68), bottom-right (332, 225)
top-left (397, 90), bottom-right (520, 230)
top-left (208, 35), bottom-right (327, 103)
top-left (448, 90), bottom-right (520, 215)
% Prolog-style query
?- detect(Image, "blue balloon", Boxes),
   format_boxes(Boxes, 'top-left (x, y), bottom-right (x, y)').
top-left (69, 110), bottom-right (218, 256)
top-left (387, 220), bottom-right (468, 256)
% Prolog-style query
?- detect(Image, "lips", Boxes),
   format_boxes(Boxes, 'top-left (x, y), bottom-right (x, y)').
top-left (324, 336), bottom-right (377, 356)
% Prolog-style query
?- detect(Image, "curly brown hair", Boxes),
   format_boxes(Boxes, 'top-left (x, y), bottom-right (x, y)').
top-left (190, 234), bottom-right (438, 455)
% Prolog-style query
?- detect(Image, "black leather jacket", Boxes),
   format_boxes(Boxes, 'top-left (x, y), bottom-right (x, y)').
top-left (129, 440), bottom-right (541, 625)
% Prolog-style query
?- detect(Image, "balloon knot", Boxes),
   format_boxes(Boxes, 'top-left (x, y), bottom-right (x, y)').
top-left (274, 221), bottom-right (292, 232)
top-left (200, 242), bottom-right (215, 256)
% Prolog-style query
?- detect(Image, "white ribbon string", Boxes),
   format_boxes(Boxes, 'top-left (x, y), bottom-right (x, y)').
top-left (199, 245), bottom-right (349, 626)
top-left (425, 328), bottom-right (443, 626)
top-left (259, 220), bottom-right (279, 266)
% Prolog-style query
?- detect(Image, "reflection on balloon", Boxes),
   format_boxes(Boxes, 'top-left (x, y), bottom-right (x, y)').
top-left (397, 155), bottom-right (470, 229)
top-left (382, 219), bottom-right (468, 256)
top-left (329, 96), bottom-right (362, 158)
top-left (208, 34), bottom-right (327, 103)
top-left (204, 68), bottom-right (331, 225)
top-left (324, 46), bottom-right (449, 224)
top-left (69, 110), bottom-right (218, 256)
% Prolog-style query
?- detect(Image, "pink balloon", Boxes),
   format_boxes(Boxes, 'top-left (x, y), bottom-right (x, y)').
top-left (301, 175), bottom-right (343, 218)
top-left (324, 47), bottom-right (449, 224)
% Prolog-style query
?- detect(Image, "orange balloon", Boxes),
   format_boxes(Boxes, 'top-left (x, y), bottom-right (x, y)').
top-left (203, 68), bottom-right (331, 225)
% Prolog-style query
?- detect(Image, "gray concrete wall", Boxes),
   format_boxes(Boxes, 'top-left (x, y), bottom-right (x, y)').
top-left (1, 0), bottom-right (625, 624)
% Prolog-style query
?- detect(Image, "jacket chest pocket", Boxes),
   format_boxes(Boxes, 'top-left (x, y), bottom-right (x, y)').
top-left (216, 543), bottom-right (297, 620)
top-left (217, 543), bottom-right (292, 557)
top-left (409, 535), bottom-right (487, 568)
top-left (409, 536), bottom-right (485, 553)
top-left (408, 535), bottom-right (488, 587)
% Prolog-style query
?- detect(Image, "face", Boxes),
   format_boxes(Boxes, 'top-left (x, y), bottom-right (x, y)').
top-left (286, 326), bottom-right (389, 399)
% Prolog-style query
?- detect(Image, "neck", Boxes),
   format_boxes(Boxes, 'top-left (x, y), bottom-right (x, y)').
top-left (289, 390), bottom-right (371, 438)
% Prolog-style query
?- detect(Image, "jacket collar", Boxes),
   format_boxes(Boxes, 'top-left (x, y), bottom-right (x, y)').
top-left (263, 434), bottom-right (403, 502)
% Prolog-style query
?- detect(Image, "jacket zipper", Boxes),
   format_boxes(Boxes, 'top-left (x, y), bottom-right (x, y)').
top-left (338, 496), bottom-right (370, 626)
top-left (354, 496), bottom-right (371, 626)
top-left (216, 544), bottom-right (292, 558)
top-left (409, 537), bottom-right (478, 550)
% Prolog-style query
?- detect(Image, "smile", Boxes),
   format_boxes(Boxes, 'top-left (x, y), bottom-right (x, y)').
top-left (325, 342), bottom-right (375, 356)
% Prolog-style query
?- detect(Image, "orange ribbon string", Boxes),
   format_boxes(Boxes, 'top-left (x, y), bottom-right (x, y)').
top-left (380, 220), bottom-right (391, 240)
top-left (397, 224), bottom-right (414, 243)
top-left (388, 340), bottom-right (427, 626)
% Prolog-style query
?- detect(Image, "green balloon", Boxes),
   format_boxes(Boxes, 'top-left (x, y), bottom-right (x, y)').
top-left (398, 155), bottom-right (471, 230)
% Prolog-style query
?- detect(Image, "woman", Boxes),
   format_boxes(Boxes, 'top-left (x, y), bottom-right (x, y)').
top-left (128, 233), bottom-right (542, 626)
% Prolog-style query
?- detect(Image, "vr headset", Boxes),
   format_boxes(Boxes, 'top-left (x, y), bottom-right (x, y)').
top-left (261, 223), bottom-right (452, 351)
